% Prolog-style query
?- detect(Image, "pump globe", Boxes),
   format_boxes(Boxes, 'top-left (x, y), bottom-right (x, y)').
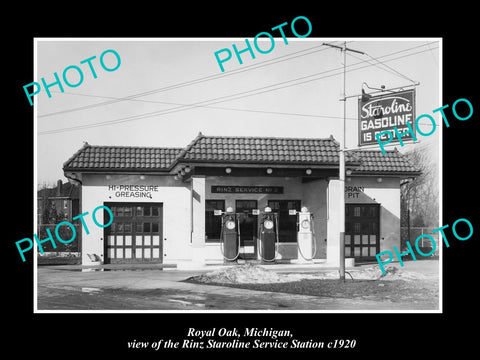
top-left (226, 206), bottom-right (234, 213)
top-left (264, 220), bottom-right (274, 229)
top-left (264, 207), bottom-right (272, 213)
top-left (301, 219), bottom-right (310, 229)
top-left (301, 206), bottom-right (309, 213)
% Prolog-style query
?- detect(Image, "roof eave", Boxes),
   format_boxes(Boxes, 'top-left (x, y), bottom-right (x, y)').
top-left (350, 171), bottom-right (422, 177)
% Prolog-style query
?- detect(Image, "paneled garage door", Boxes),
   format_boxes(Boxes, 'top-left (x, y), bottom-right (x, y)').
top-left (104, 202), bottom-right (163, 264)
top-left (345, 204), bottom-right (380, 261)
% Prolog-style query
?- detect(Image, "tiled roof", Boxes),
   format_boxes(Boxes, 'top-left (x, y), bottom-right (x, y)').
top-left (63, 134), bottom-right (421, 176)
top-left (350, 149), bottom-right (421, 174)
top-left (63, 142), bottom-right (183, 171)
top-left (179, 134), bottom-right (354, 165)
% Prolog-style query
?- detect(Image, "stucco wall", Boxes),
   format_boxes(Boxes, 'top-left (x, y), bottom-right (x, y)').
top-left (80, 173), bottom-right (191, 265)
top-left (345, 176), bottom-right (401, 256)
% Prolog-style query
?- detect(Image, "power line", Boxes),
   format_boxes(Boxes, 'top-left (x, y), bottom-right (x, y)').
top-left (47, 91), bottom-right (357, 120)
top-left (39, 45), bottom-right (438, 135)
top-left (38, 41), bottom-right (434, 119)
top-left (363, 52), bottom-right (417, 84)
top-left (39, 45), bottom-right (439, 135)
top-left (38, 42), bottom-right (339, 118)
top-left (42, 89), bottom-right (440, 127)
top-left (347, 51), bottom-right (412, 83)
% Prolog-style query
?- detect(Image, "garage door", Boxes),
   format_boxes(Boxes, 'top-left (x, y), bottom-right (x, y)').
top-left (104, 202), bottom-right (163, 264)
top-left (345, 204), bottom-right (380, 261)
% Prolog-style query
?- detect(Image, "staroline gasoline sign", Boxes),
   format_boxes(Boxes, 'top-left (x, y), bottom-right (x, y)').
top-left (358, 89), bottom-right (416, 146)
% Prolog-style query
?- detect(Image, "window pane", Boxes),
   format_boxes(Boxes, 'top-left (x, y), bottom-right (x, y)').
top-left (152, 207), bottom-right (159, 216)
top-left (136, 222), bottom-right (142, 233)
top-left (124, 223), bottom-right (132, 233)
top-left (345, 246), bottom-right (351, 257)
top-left (116, 207), bottom-right (124, 217)
top-left (144, 223), bottom-right (151, 232)
top-left (152, 223), bottom-right (159, 232)
top-left (124, 207), bottom-right (132, 217)
top-left (144, 236), bottom-right (151, 246)
top-left (205, 200), bottom-right (225, 242)
top-left (136, 206), bottom-right (143, 216)
top-left (144, 206), bottom-right (151, 216)
top-left (117, 223), bottom-right (124, 232)
top-left (354, 207), bottom-right (360, 217)
top-left (362, 235), bottom-right (369, 244)
top-left (345, 235), bottom-right (351, 245)
top-left (354, 223), bottom-right (361, 232)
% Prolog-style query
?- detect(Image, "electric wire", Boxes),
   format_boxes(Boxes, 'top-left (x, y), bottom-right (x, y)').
top-left (347, 51), bottom-right (413, 83)
top-left (38, 43), bottom-right (340, 118)
top-left (363, 52), bottom-right (417, 84)
top-left (39, 45), bottom-right (438, 135)
top-left (48, 90), bottom-right (357, 120)
top-left (38, 41), bottom-right (435, 119)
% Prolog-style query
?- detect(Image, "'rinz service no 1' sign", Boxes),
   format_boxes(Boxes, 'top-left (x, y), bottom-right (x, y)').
top-left (358, 89), bottom-right (416, 146)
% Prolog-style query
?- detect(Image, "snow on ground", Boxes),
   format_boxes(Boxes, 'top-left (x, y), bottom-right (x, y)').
top-left (190, 263), bottom-right (427, 284)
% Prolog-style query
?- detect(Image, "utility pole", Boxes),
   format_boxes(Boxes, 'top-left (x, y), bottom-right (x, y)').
top-left (323, 42), bottom-right (364, 281)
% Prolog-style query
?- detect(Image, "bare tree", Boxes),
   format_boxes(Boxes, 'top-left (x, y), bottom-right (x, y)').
top-left (401, 146), bottom-right (439, 248)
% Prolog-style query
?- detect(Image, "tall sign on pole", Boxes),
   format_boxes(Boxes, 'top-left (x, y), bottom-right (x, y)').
top-left (358, 89), bottom-right (416, 146)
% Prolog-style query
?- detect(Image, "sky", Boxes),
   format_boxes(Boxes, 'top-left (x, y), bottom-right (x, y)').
top-left (35, 38), bottom-right (440, 185)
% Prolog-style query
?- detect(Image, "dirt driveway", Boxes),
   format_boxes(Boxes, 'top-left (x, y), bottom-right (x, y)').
top-left (36, 259), bottom-right (439, 311)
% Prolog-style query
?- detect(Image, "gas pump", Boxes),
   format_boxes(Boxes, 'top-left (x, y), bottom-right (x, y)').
top-left (217, 207), bottom-right (241, 263)
top-left (294, 206), bottom-right (317, 262)
top-left (258, 207), bottom-right (279, 263)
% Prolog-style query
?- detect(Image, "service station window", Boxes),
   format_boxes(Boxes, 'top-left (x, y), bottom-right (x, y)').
top-left (205, 200), bottom-right (225, 243)
top-left (268, 200), bottom-right (301, 242)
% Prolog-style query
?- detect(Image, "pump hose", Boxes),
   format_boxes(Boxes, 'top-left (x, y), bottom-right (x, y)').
top-left (297, 215), bottom-right (318, 261)
top-left (219, 215), bottom-right (241, 262)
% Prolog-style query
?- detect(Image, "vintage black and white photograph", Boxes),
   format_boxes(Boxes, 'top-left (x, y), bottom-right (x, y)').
top-left (33, 37), bottom-right (441, 312)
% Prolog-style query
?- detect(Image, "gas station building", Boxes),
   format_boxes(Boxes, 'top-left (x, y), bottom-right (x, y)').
top-left (63, 132), bottom-right (420, 268)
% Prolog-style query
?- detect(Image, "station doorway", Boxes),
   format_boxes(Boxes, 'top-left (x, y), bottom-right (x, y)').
top-left (345, 203), bottom-right (380, 261)
top-left (103, 202), bottom-right (163, 264)
top-left (236, 200), bottom-right (258, 260)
